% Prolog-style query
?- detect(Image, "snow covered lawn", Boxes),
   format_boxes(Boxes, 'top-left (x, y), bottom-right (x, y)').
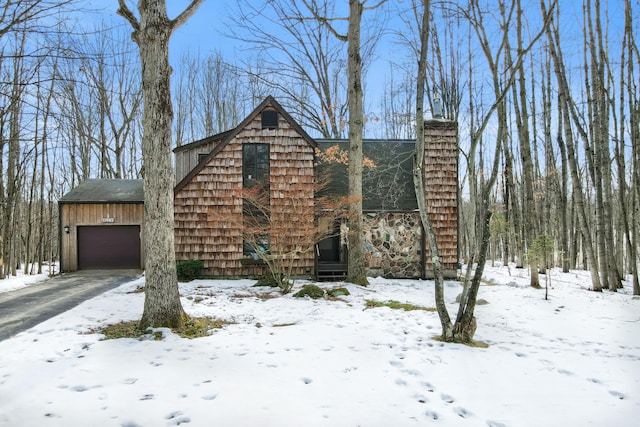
top-left (0, 265), bottom-right (638, 426)
top-left (0, 264), bottom-right (56, 294)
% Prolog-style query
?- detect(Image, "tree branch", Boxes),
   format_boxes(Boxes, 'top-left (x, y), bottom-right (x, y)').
top-left (301, 0), bottom-right (347, 41)
top-left (363, 0), bottom-right (388, 11)
top-left (116, 0), bottom-right (139, 31)
top-left (171, 0), bottom-right (205, 30)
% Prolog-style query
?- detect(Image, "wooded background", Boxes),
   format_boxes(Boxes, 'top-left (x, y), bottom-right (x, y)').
top-left (0, 0), bottom-right (638, 294)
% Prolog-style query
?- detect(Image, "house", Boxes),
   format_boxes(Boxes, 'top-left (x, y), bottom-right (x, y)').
top-left (59, 96), bottom-right (458, 279)
top-left (173, 96), bottom-right (458, 279)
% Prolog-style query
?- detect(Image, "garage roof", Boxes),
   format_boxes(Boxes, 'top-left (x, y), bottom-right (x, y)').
top-left (59, 179), bottom-right (144, 203)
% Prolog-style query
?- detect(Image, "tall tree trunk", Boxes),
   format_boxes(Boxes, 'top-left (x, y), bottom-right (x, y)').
top-left (2, 36), bottom-right (25, 278)
top-left (555, 107), bottom-right (570, 273)
top-left (502, 130), bottom-right (522, 266)
top-left (344, 0), bottom-right (368, 286)
top-left (412, 0), bottom-right (454, 340)
top-left (584, 0), bottom-right (621, 290)
top-left (509, 0), bottom-right (539, 287)
top-left (622, 0), bottom-right (639, 295)
top-left (118, 0), bottom-right (203, 328)
top-left (37, 62), bottom-right (56, 275)
top-left (542, 0), bottom-right (601, 290)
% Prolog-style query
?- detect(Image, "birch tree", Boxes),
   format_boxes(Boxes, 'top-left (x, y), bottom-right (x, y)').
top-left (117, 0), bottom-right (203, 328)
top-left (429, 0), bottom-right (556, 342)
top-left (410, 0), bottom-right (454, 337)
top-left (621, 0), bottom-right (639, 295)
top-left (541, 0), bottom-right (602, 291)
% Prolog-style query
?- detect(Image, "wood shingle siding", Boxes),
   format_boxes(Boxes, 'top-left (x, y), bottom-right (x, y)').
top-left (173, 102), bottom-right (459, 279)
top-left (173, 97), bottom-right (317, 277)
top-left (423, 120), bottom-right (458, 276)
top-left (173, 129), bottom-right (234, 183)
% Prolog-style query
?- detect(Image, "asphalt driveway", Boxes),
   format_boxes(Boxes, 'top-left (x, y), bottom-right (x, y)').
top-left (0, 270), bottom-right (141, 341)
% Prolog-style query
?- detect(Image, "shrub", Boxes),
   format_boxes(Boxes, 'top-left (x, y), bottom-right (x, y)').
top-left (327, 287), bottom-right (350, 297)
top-left (176, 260), bottom-right (204, 282)
top-left (253, 273), bottom-right (284, 288)
top-left (293, 284), bottom-right (325, 299)
top-left (364, 299), bottom-right (436, 312)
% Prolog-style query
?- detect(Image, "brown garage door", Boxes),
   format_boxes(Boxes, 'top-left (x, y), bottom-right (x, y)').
top-left (77, 225), bottom-right (141, 269)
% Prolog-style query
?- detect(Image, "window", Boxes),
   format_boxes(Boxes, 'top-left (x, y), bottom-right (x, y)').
top-left (198, 153), bottom-right (208, 163)
top-left (243, 144), bottom-right (269, 187)
top-left (261, 110), bottom-right (278, 129)
top-left (243, 144), bottom-right (270, 262)
top-left (243, 237), bottom-right (270, 259)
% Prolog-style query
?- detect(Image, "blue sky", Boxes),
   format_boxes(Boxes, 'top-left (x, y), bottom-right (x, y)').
top-left (91, 0), bottom-right (634, 142)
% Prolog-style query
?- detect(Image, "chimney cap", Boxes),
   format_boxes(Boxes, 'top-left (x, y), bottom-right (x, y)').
top-left (433, 93), bottom-right (443, 119)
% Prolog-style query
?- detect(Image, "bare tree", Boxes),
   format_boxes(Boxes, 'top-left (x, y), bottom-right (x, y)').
top-left (619, 0), bottom-right (639, 295)
top-left (506, 0), bottom-right (541, 288)
top-left (409, 0), bottom-right (454, 337)
top-left (1, 28), bottom-right (30, 278)
top-left (541, 0), bottom-right (602, 291)
top-left (0, 1), bottom-right (74, 39)
top-left (173, 50), bottom-right (246, 145)
top-left (584, 0), bottom-right (622, 290)
top-left (433, 0), bottom-right (556, 342)
top-left (117, 0), bottom-right (203, 328)
top-left (0, 1), bottom-right (77, 277)
top-left (342, 0), bottom-right (368, 285)
top-left (303, 0), bottom-right (387, 285)
top-left (379, 66), bottom-right (415, 139)
top-left (53, 24), bottom-right (143, 181)
top-left (230, 0), bottom-right (348, 138)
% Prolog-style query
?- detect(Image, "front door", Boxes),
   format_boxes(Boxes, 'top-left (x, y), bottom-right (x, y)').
top-left (317, 234), bottom-right (341, 263)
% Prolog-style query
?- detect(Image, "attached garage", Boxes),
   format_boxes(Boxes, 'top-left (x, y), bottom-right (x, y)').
top-left (59, 179), bottom-right (145, 271)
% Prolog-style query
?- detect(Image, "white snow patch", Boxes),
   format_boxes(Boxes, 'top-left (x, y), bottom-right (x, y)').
top-left (0, 263), bottom-right (57, 294)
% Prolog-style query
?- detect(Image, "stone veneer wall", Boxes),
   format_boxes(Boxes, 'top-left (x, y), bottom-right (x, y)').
top-left (362, 212), bottom-right (423, 278)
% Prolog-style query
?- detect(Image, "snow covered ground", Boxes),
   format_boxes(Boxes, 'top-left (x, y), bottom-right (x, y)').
top-left (0, 264), bottom-right (56, 294)
top-left (0, 265), bottom-right (638, 427)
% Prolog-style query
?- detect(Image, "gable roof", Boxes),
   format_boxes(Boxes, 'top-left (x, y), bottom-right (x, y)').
top-left (59, 179), bottom-right (144, 204)
top-left (174, 96), bottom-right (317, 195)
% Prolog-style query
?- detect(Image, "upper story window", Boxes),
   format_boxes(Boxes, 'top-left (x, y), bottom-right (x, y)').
top-left (261, 110), bottom-right (278, 129)
top-left (198, 153), bottom-right (208, 163)
top-left (243, 144), bottom-right (269, 187)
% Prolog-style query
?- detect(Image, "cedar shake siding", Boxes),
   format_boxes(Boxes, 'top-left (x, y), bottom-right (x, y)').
top-left (173, 129), bottom-right (233, 184)
top-left (172, 97), bottom-right (458, 279)
top-left (173, 97), bottom-right (317, 277)
top-left (423, 120), bottom-right (458, 276)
